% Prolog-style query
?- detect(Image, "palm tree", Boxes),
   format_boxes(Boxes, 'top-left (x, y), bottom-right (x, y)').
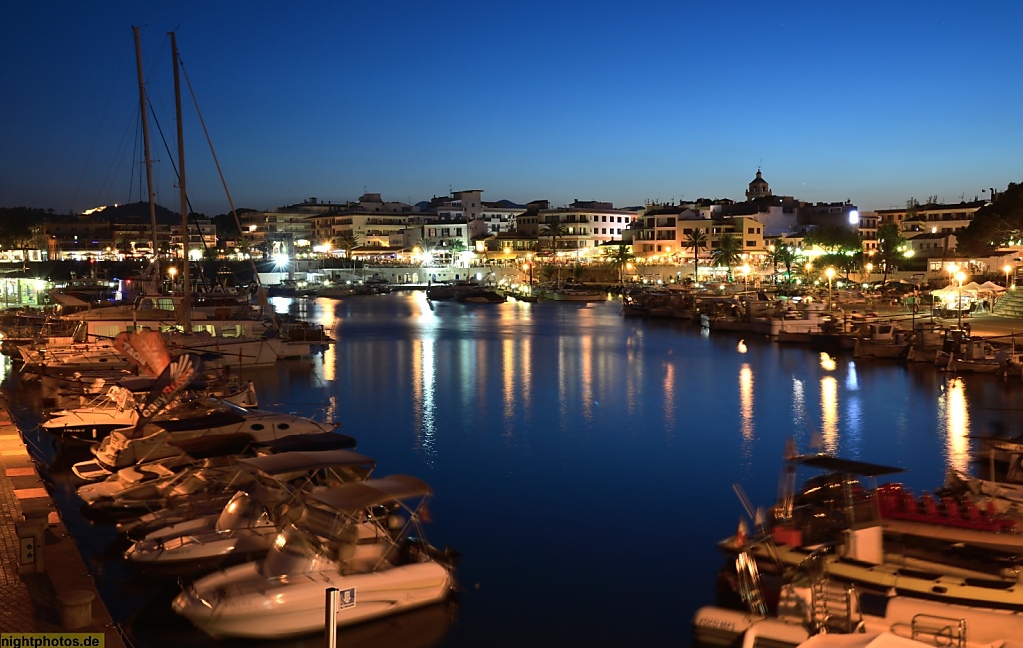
top-left (333, 231), bottom-right (359, 268)
top-left (540, 218), bottom-right (566, 256)
top-left (608, 242), bottom-right (634, 285)
top-left (449, 240), bottom-right (467, 266)
top-left (876, 223), bottom-right (905, 290)
top-left (713, 234), bottom-right (743, 281)
top-left (778, 246), bottom-right (796, 284)
top-left (540, 218), bottom-right (569, 286)
top-left (684, 229), bottom-right (708, 283)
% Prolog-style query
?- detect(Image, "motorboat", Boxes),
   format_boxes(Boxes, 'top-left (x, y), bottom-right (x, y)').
top-left (768, 301), bottom-right (831, 343)
top-left (77, 451), bottom-right (256, 523)
top-left (43, 380), bottom-right (259, 443)
top-left (719, 451), bottom-right (1023, 613)
top-left (172, 475), bottom-right (456, 639)
top-left (70, 397), bottom-right (338, 481)
top-left (852, 322), bottom-right (910, 360)
top-left (17, 340), bottom-right (134, 372)
top-left (695, 548), bottom-right (1023, 648)
top-left (123, 449), bottom-right (376, 575)
top-left (547, 287), bottom-right (606, 302)
top-left (117, 432), bottom-right (359, 538)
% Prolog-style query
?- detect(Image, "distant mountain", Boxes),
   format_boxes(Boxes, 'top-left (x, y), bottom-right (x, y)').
top-left (96, 201), bottom-right (181, 225)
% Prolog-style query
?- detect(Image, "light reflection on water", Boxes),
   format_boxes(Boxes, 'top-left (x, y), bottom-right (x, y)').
top-left (940, 377), bottom-right (972, 475)
top-left (11, 292), bottom-right (1023, 648)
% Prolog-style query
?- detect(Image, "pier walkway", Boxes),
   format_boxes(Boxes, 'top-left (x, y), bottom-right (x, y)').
top-left (0, 403), bottom-right (126, 646)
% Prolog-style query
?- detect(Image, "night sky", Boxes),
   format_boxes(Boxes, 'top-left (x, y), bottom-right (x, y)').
top-left (3, 0), bottom-right (1021, 215)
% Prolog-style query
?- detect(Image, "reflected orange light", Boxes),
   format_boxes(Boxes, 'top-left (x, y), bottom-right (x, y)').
top-left (820, 376), bottom-right (838, 453)
top-left (941, 377), bottom-right (971, 475)
top-left (739, 365), bottom-right (754, 441)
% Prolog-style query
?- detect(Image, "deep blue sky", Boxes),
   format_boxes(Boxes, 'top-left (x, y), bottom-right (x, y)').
top-left (3, 1), bottom-right (1021, 216)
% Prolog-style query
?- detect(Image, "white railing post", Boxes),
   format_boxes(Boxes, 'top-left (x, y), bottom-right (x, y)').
top-left (325, 587), bottom-right (338, 648)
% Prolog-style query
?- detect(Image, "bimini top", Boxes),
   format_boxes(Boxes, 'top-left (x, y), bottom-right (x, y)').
top-left (239, 449), bottom-right (376, 476)
top-left (308, 475), bottom-right (432, 512)
top-left (791, 454), bottom-right (905, 477)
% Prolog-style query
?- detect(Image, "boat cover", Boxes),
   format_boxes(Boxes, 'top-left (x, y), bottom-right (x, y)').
top-left (239, 449), bottom-right (375, 476)
top-left (308, 475), bottom-right (431, 512)
top-left (791, 455), bottom-right (905, 477)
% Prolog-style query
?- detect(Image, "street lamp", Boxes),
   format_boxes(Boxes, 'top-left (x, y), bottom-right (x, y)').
top-left (956, 270), bottom-right (966, 330)
top-left (825, 267), bottom-right (835, 311)
top-left (741, 263), bottom-right (751, 293)
top-left (1005, 264), bottom-right (1013, 288)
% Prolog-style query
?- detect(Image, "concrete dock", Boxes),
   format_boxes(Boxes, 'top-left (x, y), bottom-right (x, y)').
top-left (0, 402), bottom-right (126, 646)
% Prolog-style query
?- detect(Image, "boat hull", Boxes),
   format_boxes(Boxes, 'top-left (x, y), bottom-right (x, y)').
top-left (720, 535), bottom-right (1023, 612)
top-left (173, 560), bottom-right (453, 639)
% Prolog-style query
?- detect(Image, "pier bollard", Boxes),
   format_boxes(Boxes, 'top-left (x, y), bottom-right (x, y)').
top-left (57, 590), bottom-right (96, 630)
top-left (15, 507), bottom-right (50, 574)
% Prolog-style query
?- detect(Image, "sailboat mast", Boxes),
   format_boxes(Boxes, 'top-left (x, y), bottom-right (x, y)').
top-left (170, 31), bottom-right (192, 329)
top-left (133, 26), bottom-right (159, 283)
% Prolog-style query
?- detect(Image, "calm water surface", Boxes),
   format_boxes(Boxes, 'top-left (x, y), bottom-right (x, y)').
top-left (8, 290), bottom-right (1023, 648)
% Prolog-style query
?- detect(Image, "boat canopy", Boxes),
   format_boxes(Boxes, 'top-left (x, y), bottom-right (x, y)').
top-left (791, 455), bottom-right (906, 477)
top-left (239, 449), bottom-right (376, 476)
top-left (308, 475), bottom-right (432, 512)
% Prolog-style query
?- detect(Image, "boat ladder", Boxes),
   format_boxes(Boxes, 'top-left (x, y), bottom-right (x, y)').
top-left (806, 552), bottom-right (862, 633)
top-left (735, 551), bottom-right (767, 616)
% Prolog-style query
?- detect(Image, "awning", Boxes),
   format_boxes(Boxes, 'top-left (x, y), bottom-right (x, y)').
top-left (791, 454), bottom-right (906, 477)
top-left (308, 475), bottom-right (432, 512)
top-left (49, 290), bottom-right (90, 307)
top-left (239, 449), bottom-right (376, 476)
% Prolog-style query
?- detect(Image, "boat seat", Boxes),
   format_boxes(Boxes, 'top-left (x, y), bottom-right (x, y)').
top-left (962, 500), bottom-right (983, 524)
top-left (902, 492), bottom-right (919, 517)
top-left (941, 496), bottom-right (962, 521)
top-left (985, 500), bottom-right (997, 518)
top-left (920, 494), bottom-right (939, 518)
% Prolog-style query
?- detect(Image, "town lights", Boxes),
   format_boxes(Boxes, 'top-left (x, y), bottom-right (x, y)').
top-left (825, 267), bottom-right (835, 311)
top-left (956, 270), bottom-right (966, 329)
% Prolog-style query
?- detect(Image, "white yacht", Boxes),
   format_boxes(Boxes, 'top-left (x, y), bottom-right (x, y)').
top-left (70, 397), bottom-right (338, 481)
top-left (173, 475), bottom-right (456, 639)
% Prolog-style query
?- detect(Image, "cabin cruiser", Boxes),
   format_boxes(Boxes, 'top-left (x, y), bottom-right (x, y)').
top-left (70, 397), bottom-right (338, 482)
top-left (694, 548), bottom-right (1023, 648)
top-left (43, 380), bottom-right (259, 442)
top-left (173, 475), bottom-right (456, 639)
top-left (117, 432), bottom-right (359, 538)
top-left (719, 452), bottom-right (1023, 613)
top-left (77, 451), bottom-right (257, 523)
top-left (123, 449), bottom-right (376, 575)
top-left (852, 322), bottom-right (910, 360)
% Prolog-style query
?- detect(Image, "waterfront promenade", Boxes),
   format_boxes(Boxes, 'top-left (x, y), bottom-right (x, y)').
top-left (0, 400), bottom-right (125, 646)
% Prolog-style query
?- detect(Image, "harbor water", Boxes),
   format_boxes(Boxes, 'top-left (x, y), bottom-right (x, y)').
top-left (5, 290), bottom-right (1023, 647)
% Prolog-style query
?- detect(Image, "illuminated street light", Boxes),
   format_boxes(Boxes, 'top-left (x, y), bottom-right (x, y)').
top-left (956, 270), bottom-right (966, 330)
top-left (825, 267), bottom-right (836, 311)
top-left (741, 263), bottom-right (751, 293)
top-left (1005, 264), bottom-right (1013, 288)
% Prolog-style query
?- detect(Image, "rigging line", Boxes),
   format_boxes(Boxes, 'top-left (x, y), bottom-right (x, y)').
top-left (144, 93), bottom-right (214, 291)
top-left (181, 60), bottom-right (275, 328)
top-left (71, 35), bottom-right (134, 214)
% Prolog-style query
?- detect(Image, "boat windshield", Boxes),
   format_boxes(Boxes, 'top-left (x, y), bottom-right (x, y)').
top-left (215, 491), bottom-right (263, 531)
top-left (261, 526), bottom-right (328, 577)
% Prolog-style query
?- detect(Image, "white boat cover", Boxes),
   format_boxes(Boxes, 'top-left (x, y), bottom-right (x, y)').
top-left (238, 450), bottom-right (375, 476)
top-left (308, 475), bottom-right (431, 512)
